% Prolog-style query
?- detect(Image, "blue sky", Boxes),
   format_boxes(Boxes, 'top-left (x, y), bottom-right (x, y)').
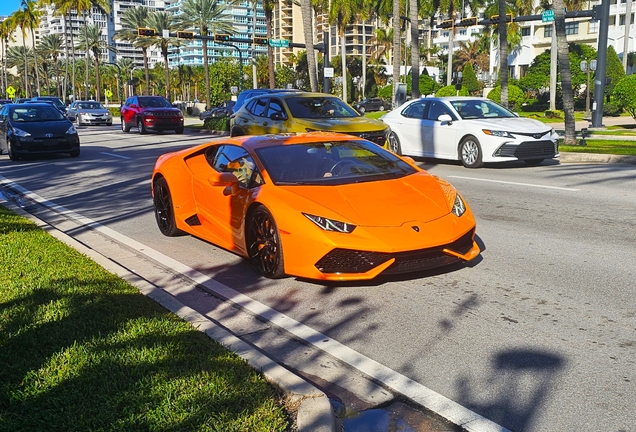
top-left (0, 0), bottom-right (22, 17)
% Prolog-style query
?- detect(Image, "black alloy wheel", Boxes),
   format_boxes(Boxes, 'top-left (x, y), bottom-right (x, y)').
top-left (153, 177), bottom-right (183, 237)
top-left (247, 206), bottom-right (285, 279)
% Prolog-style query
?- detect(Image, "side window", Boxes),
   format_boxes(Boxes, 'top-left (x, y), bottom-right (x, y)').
top-left (402, 101), bottom-right (427, 119)
top-left (266, 99), bottom-right (286, 119)
top-left (249, 98), bottom-right (268, 117)
top-left (427, 101), bottom-right (454, 121)
top-left (211, 145), bottom-right (263, 188)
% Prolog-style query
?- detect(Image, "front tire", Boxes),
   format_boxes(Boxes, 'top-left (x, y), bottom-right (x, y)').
top-left (459, 136), bottom-right (483, 168)
top-left (388, 132), bottom-right (402, 155)
top-left (246, 206), bottom-right (285, 279)
top-left (8, 141), bottom-right (19, 161)
top-left (137, 118), bottom-right (147, 135)
top-left (379, 105), bottom-right (385, 111)
top-left (153, 177), bottom-right (183, 237)
top-left (69, 149), bottom-right (80, 157)
top-left (75, 115), bottom-right (82, 126)
top-left (175, 127), bottom-right (184, 134)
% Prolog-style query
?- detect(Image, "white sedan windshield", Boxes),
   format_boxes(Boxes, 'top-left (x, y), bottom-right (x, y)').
top-left (450, 100), bottom-right (516, 120)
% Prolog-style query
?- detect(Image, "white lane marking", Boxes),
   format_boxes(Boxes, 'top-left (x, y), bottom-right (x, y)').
top-left (100, 152), bottom-right (131, 160)
top-left (0, 175), bottom-right (510, 432)
top-left (449, 175), bottom-right (579, 191)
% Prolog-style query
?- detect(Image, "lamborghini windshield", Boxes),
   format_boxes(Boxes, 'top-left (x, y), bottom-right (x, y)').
top-left (255, 140), bottom-right (417, 185)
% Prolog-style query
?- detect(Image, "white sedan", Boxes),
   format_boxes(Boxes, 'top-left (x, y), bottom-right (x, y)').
top-left (381, 97), bottom-right (559, 168)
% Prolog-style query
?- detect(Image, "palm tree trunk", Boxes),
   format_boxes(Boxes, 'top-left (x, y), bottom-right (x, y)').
top-left (301, 0), bottom-right (318, 91)
top-left (203, 37), bottom-right (210, 109)
top-left (266, 13), bottom-right (275, 89)
top-left (164, 51), bottom-right (170, 100)
top-left (341, 32), bottom-right (347, 102)
top-left (498, 0), bottom-right (508, 107)
top-left (392, 1), bottom-right (400, 108)
top-left (143, 47), bottom-right (150, 95)
top-left (447, 28), bottom-right (454, 86)
top-left (409, 0), bottom-right (420, 98)
top-left (64, 14), bottom-right (69, 101)
top-left (553, 0), bottom-right (575, 144)
top-left (22, 37), bottom-right (30, 98)
top-left (95, 56), bottom-right (101, 102)
top-left (54, 55), bottom-right (61, 98)
top-left (30, 28), bottom-right (41, 96)
top-left (84, 12), bottom-right (90, 100)
top-left (70, 15), bottom-right (76, 100)
top-left (362, 19), bottom-right (367, 98)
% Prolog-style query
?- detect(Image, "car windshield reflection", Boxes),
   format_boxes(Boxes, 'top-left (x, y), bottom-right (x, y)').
top-left (450, 99), bottom-right (516, 120)
top-left (255, 140), bottom-right (417, 186)
top-left (286, 97), bottom-right (359, 119)
top-left (11, 106), bottom-right (66, 122)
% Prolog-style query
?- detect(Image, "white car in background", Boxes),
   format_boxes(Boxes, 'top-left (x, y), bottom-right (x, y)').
top-left (381, 97), bottom-right (559, 168)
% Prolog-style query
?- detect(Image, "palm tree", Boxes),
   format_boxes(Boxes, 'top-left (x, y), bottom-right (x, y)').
top-left (174, 0), bottom-right (235, 111)
top-left (409, 0), bottom-right (420, 98)
top-left (18, 0), bottom-right (42, 96)
top-left (368, 27), bottom-right (393, 63)
top-left (76, 24), bottom-right (115, 102)
top-left (38, 33), bottom-right (64, 97)
top-left (454, 39), bottom-right (489, 72)
top-left (300, 0), bottom-right (318, 91)
top-left (114, 6), bottom-right (152, 95)
top-left (145, 11), bottom-right (180, 100)
top-left (328, 0), bottom-right (358, 101)
top-left (10, 9), bottom-right (32, 97)
top-left (6, 45), bottom-right (33, 96)
top-left (116, 56), bottom-right (133, 98)
top-left (0, 18), bottom-right (16, 94)
top-left (552, 0), bottom-right (575, 144)
top-left (74, 0), bottom-right (110, 100)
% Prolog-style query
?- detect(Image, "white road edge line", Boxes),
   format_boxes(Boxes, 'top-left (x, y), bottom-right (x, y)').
top-left (448, 175), bottom-right (579, 191)
top-left (0, 175), bottom-right (510, 432)
top-left (100, 151), bottom-right (131, 160)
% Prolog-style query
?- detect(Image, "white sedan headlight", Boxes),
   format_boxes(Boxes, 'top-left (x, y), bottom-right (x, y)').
top-left (482, 129), bottom-right (515, 138)
top-left (303, 213), bottom-right (356, 233)
top-left (452, 194), bottom-right (466, 217)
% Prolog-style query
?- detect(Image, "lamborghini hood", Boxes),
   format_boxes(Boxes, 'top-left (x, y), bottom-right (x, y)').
top-left (279, 172), bottom-right (452, 227)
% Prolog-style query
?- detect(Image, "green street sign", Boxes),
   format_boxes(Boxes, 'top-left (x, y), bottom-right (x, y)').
top-left (6, 85), bottom-right (16, 97)
top-left (269, 39), bottom-right (290, 48)
top-left (542, 9), bottom-right (554, 22)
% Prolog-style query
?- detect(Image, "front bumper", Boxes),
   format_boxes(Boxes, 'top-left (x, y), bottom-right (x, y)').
top-left (143, 116), bottom-right (185, 130)
top-left (11, 135), bottom-right (80, 155)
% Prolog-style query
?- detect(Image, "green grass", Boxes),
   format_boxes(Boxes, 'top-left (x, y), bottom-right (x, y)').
top-left (0, 206), bottom-right (291, 432)
top-left (559, 139), bottom-right (636, 155)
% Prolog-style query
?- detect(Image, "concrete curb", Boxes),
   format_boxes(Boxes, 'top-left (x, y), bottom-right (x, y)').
top-left (559, 151), bottom-right (636, 165)
top-left (0, 195), bottom-right (337, 432)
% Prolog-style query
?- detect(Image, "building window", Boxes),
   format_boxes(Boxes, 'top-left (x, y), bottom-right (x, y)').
top-left (544, 25), bottom-right (552, 37)
top-left (619, 13), bottom-right (634, 25)
top-left (589, 20), bottom-right (599, 33)
top-left (521, 27), bottom-right (531, 36)
top-left (565, 22), bottom-right (579, 35)
top-left (459, 29), bottom-right (467, 36)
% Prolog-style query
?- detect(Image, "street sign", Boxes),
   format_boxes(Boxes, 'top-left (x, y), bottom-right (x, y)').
top-left (324, 67), bottom-right (334, 78)
top-left (6, 85), bottom-right (16, 98)
top-left (269, 39), bottom-right (290, 48)
top-left (104, 89), bottom-right (113, 98)
top-left (542, 9), bottom-right (554, 22)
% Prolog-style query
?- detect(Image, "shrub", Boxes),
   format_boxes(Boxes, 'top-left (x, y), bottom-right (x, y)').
top-left (435, 85), bottom-right (469, 97)
top-left (486, 84), bottom-right (526, 110)
top-left (544, 109), bottom-right (564, 119)
top-left (612, 74), bottom-right (636, 119)
top-left (602, 101), bottom-right (623, 116)
top-left (204, 116), bottom-right (229, 131)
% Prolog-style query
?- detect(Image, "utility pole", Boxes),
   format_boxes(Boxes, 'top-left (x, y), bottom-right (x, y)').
top-left (252, 0), bottom-right (257, 89)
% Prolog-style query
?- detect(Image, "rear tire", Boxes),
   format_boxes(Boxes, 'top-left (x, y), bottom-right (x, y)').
top-left (246, 206), bottom-right (285, 279)
top-left (379, 105), bottom-right (385, 111)
top-left (459, 136), bottom-right (483, 168)
top-left (388, 132), bottom-right (402, 155)
top-left (153, 177), bottom-right (183, 237)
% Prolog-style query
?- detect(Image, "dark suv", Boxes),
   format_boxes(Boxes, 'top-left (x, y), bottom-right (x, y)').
top-left (353, 97), bottom-right (388, 113)
top-left (120, 95), bottom-right (184, 134)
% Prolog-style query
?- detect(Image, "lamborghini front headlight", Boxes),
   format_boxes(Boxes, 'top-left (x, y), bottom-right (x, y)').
top-left (303, 213), bottom-right (356, 233)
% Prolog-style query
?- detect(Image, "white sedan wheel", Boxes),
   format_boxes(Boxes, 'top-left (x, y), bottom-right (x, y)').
top-left (460, 136), bottom-right (483, 168)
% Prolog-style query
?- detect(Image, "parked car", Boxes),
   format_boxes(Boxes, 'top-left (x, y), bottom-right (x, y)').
top-left (353, 97), bottom-right (389, 113)
top-left (29, 96), bottom-right (67, 114)
top-left (232, 89), bottom-right (302, 114)
top-left (199, 100), bottom-right (236, 120)
top-left (0, 103), bottom-right (80, 160)
top-left (381, 96), bottom-right (560, 168)
top-left (120, 95), bottom-right (184, 134)
top-left (14, 98), bottom-right (31, 104)
top-left (229, 92), bottom-right (389, 147)
top-left (67, 100), bottom-right (113, 126)
top-left (151, 132), bottom-right (479, 280)
top-left (0, 99), bottom-right (13, 106)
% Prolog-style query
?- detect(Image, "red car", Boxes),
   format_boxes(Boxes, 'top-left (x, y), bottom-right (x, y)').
top-left (120, 95), bottom-right (184, 134)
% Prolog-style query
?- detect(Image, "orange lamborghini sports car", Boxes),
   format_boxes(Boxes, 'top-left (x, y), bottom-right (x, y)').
top-left (151, 132), bottom-right (480, 281)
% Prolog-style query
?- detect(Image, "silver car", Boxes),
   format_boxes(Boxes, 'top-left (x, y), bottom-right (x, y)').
top-left (67, 101), bottom-right (113, 126)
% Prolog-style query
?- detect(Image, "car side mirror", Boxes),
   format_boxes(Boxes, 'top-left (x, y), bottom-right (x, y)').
top-left (438, 114), bottom-right (453, 124)
top-left (208, 171), bottom-right (239, 196)
top-left (270, 112), bottom-right (286, 121)
top-left (401, 156), bottom-right (416, 165)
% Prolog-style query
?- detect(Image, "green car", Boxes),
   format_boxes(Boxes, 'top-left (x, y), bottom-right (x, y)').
top-left (229, 92), bottom-right (389, 147)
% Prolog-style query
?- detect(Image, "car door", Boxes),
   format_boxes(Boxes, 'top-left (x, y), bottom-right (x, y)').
top-left (392, 100), bottom-right (428, 157)
top-left (421, 100), bottom-right (459, 159)
top-left (191, 144), bottom-right (260, 253)
top-left (263, 98), bottom-right (288, 134)
top-left (0, 106), bottom-right (8, 152)
top-left (121, 97), bottom-right (137, 126)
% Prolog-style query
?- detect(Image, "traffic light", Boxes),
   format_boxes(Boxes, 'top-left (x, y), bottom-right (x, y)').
top-left (253, 36), bottom-right (269, 45)
top-left (177, 31), bottom-right (195, 39)
top-left (490, 13), bottom-right (513, 23)
top-left (457, 16), bottom-right (479, 27)
top-left (214, 34), bottom-right (231, 42)
top-left (137, 28), bottom-right (156, 36)
top-left (437, 19), bottom-right (454, 29)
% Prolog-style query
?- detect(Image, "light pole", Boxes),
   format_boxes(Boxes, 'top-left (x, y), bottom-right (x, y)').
top-left (580, 59), bottom-right (597, 117)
